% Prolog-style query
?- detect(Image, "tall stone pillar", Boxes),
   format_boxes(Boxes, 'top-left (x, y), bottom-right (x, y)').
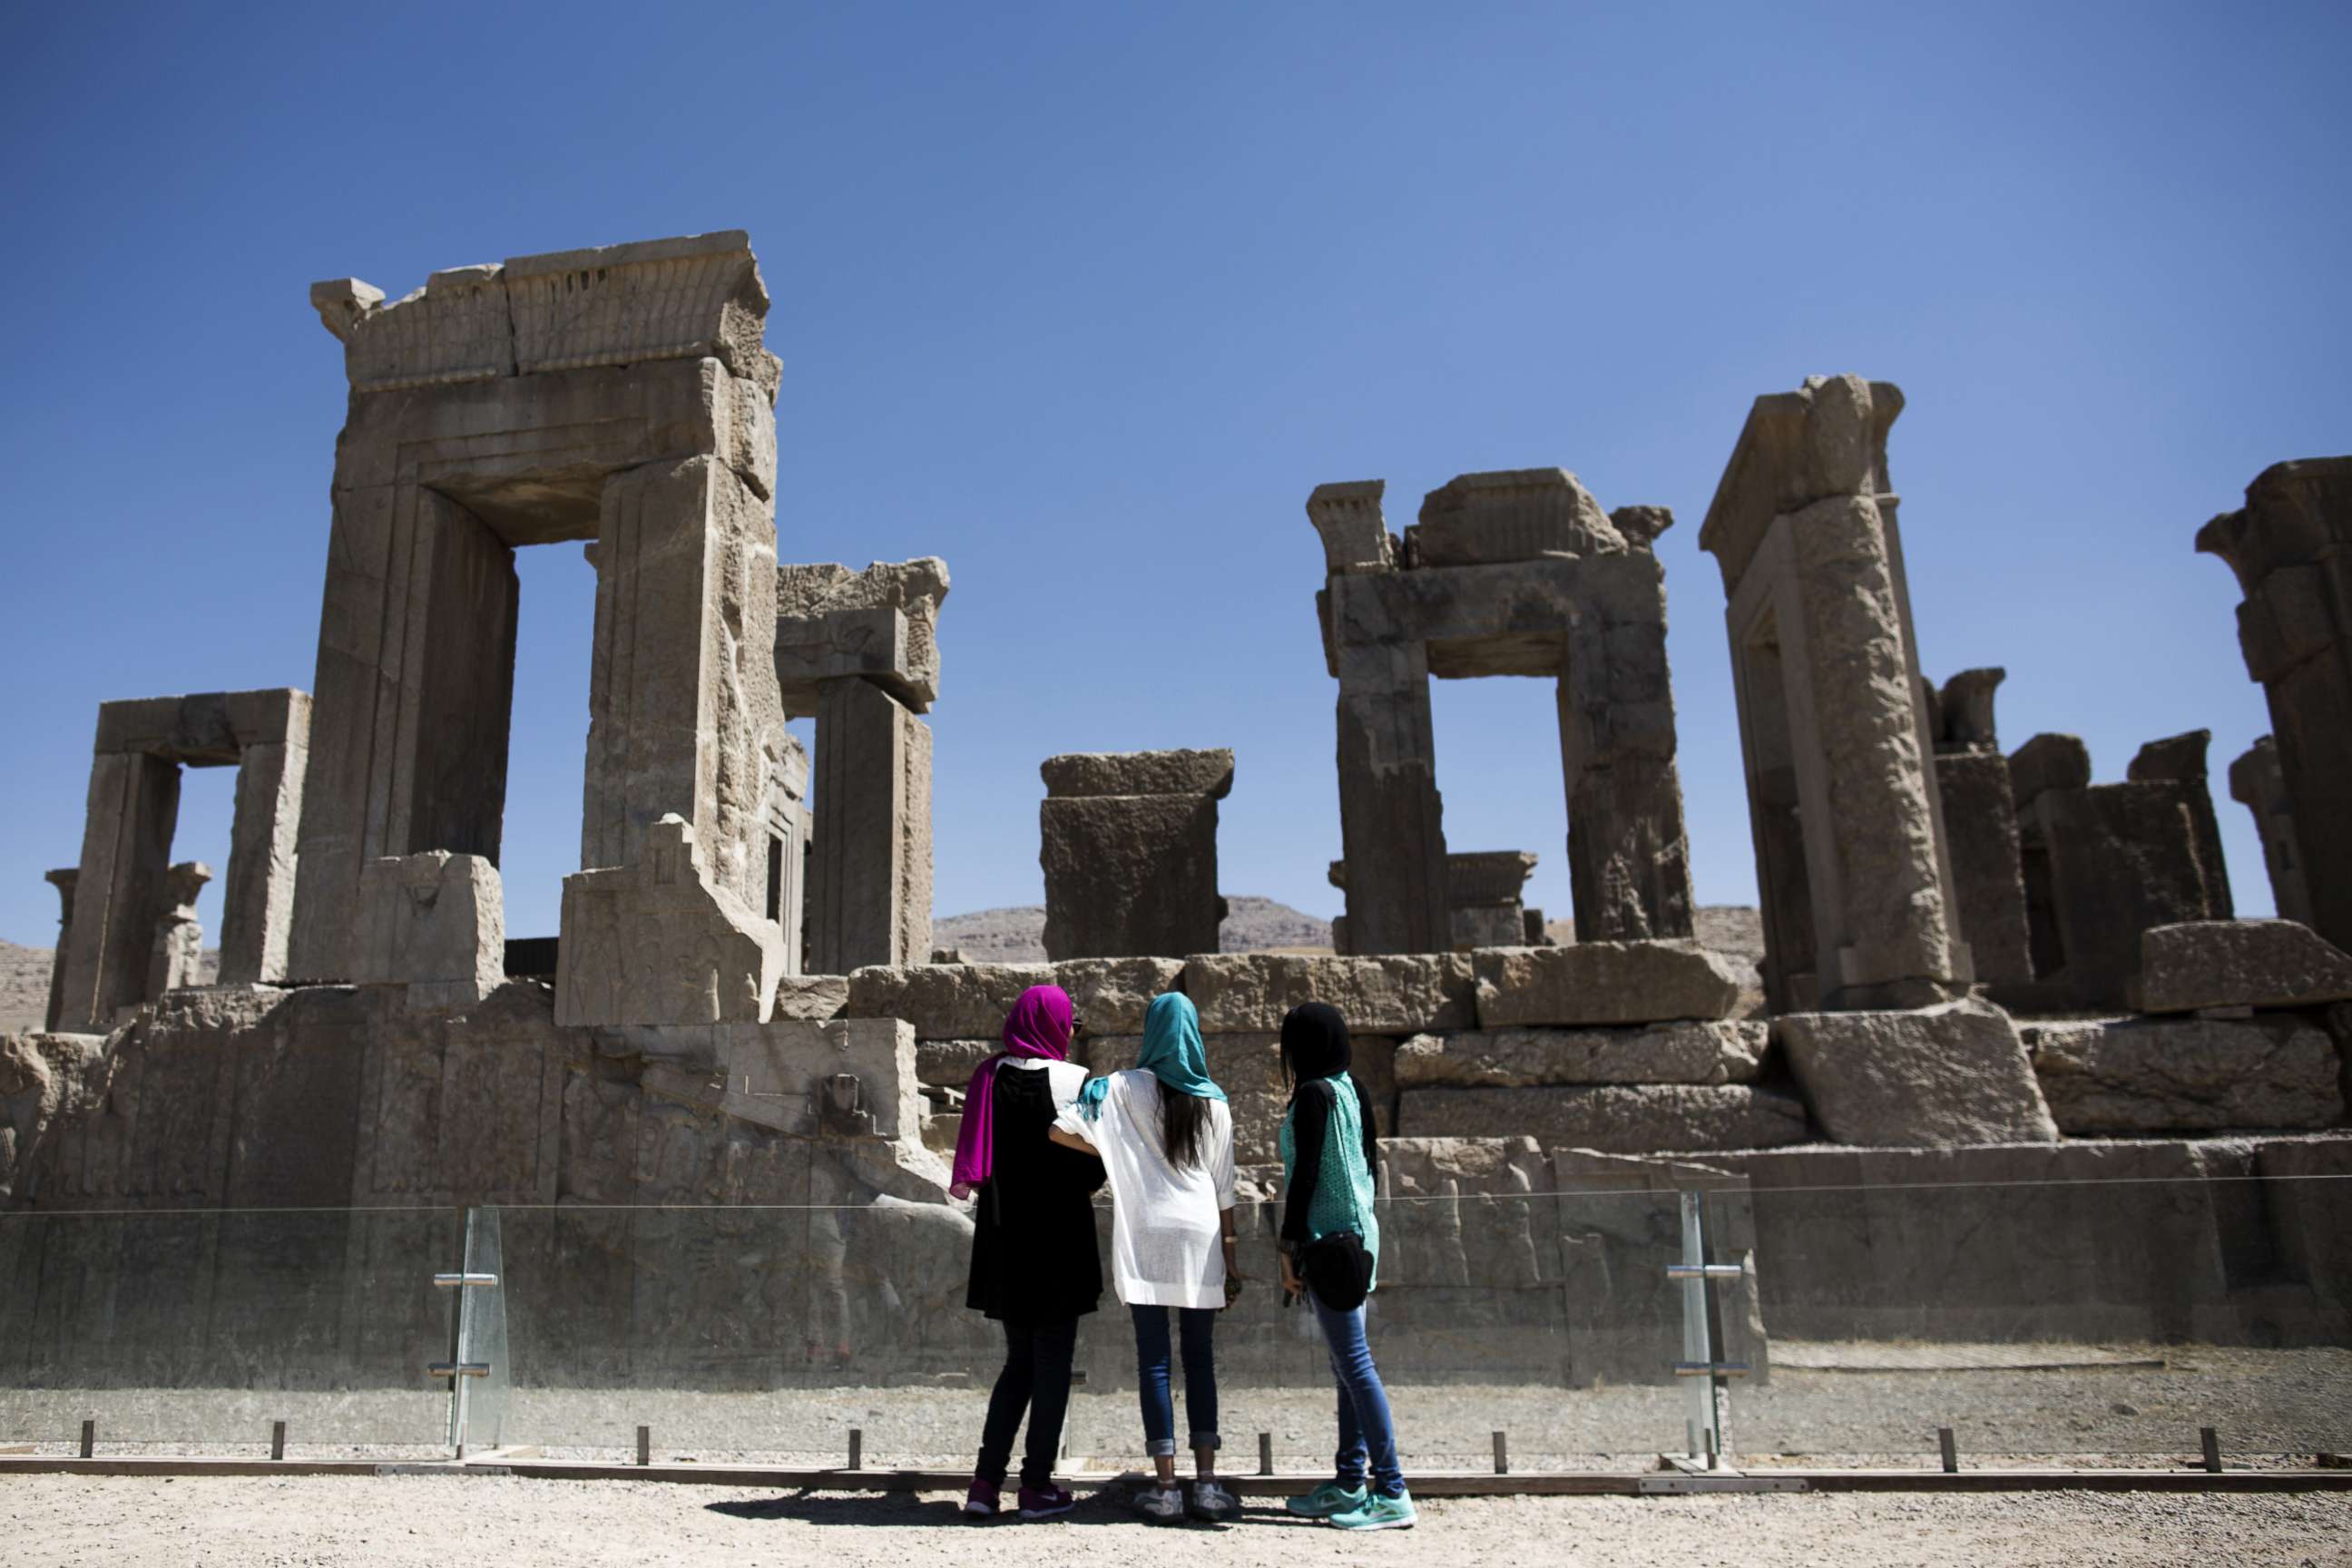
top-left (809, 677), bottom-right (932, 972)
top-left (1311, 482), bottom-right (1448, 956)
top-left (216, 692), bottom-right (310, 985)
top-left (56, 747), bottom-right (180, 1029)
top-left (2126, 730), bottom-right (2232, 921)
top-left (2197, 458), bottom-right (2352, 950)
top-left (1699, 375), bottom-right (1972, 1012)
top-left (42, 868), bottom-right (76, 1032)
top-left (2230, 736), bottom-right (2313, 926)
top-left (776, 559), bottom-right (948, 975)
top-left (1924, 668), bottom-right (2034, 990)
top-left (1557, 507), bottom-right (1694, 942)
top-left (1040, 750), bottom-right (1231, 959)
top-left (147, 861), bottom-right (212, 1000)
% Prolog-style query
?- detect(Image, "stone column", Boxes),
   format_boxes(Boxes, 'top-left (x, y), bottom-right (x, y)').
top-left (2126, 730), bottom-right (2232, 921)
top-left (56, 746), bottom-right (181, 1030)
top-left (2198, 458), bottom-right (2352, 951)
top-left (1311, 481), bottom-right (1449, 956)
top-left (289, 484), bottom-right (517, 980)
top-left (1040, 750), bottom-right (1231, 959)
top-left (41, 868), bottom-right (76, 1032)
top-left (1925, 669), bottom-right (2034, 990)
top-left (2230, 736), bottom-right (2313, 926)
top-left (584, 454), bottom-right (780, 904)
top-left (1442, 850), bottom-right (1537, 949)
top-left (776, 559), bottom-right (948, 975)
top-left (1557, 516), bottom-right (1694, 942)
top-left (217, 691), bottom-right (311, 985)
top-left (146, 861), bottom-right (212, 1000)
top-left (808, 677), bottom-right (932, 972)
top-left (1699, 375), bottom-right (1971, 1011)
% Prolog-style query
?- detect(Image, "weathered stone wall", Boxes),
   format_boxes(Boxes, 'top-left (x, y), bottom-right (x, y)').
top-left (1039, 750), bottom-right (1230, 960)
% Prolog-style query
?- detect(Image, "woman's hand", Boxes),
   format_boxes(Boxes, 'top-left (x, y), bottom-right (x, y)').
top-left (1278, 1247), bottom-right (1302, 1298)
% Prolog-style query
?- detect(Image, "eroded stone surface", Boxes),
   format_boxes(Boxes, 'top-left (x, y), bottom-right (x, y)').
top-left (1039, 750), bottom-right (1234, 800)
top-left (1471, 942), bottom-right (1746, 1028)
top-left (2133, 920), bottom-right (2352, 1014)
top-left (1181, 953), bottom-right (1475, 1034)
top-left (1393, 1021), bottom-right (1768, 1088)
top-left (2025, 1014), bottom-right (2343, 1133)
top-left (555, 816), bottom-right (782, 1027)
top-left (355, 851), bottom-right (505, 1011)
top-left (1777, 998), bottom-right (2057, 1146)
top-left (1040, 793), bottom-right (1220, 961)
top-left (1397, 1083), bottom-right (1808, 1152)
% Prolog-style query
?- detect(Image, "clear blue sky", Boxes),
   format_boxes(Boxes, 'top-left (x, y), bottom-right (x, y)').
top-left (3, 3), bottom-right (2346, 949)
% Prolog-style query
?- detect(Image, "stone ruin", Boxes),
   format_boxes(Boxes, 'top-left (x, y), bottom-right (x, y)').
top-left (5, 240), bottom-right (2350, 1396)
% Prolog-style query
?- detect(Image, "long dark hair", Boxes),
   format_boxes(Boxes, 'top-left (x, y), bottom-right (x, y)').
top-left (1161, 1088), bottom-right (1210, 1171)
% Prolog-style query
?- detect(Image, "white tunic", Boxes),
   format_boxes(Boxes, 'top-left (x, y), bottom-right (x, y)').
top-left (1056, 1069), bottom-right (1236, 1308)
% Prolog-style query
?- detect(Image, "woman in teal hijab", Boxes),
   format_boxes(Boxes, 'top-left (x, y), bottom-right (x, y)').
top-left (1052, 993), bottom-right (1242, 1523)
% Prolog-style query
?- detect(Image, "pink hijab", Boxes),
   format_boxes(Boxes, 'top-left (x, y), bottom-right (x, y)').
top-left (949, 985), bottom-right (1074, 1200)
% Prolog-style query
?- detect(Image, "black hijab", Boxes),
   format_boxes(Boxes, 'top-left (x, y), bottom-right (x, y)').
top-left (1279, 1001), bottom-right (1351, 1094)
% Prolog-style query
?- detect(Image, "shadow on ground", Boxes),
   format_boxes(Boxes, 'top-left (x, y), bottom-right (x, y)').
top-left (702, 1487), bottom-right (1317, 1531)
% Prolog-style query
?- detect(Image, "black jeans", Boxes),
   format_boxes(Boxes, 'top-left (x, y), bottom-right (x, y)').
top-left (976, 1316), bottom-right (1078, 1489)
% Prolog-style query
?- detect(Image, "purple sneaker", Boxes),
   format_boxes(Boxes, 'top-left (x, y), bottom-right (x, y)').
top-left (1017, 1482), bottom-right (1074, 1519)
top-left (962, 1477), bottom-right (1001, 1519)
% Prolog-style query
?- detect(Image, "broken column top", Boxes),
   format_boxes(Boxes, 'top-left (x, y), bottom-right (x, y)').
top-left (2007, 732), bottom-right (2092, 807)
top-left (1328, 850), bottom-right (1536, 897)
top-left (1407, 469), bottom-right (1627, 566)
top-left (2194, 456), bottom-right (2352, 593)
top-left (1936, 668), bottom-right (2005, 751)
top-left (2229, 735), bottom-right (2282, 805)
top-left (1698, 374), bottom-right (1906, 594)
top-left (2127, 729), bottom-right (2212, 783)
top-left (1307, 480), bottom-right (1396, 575)
top-left (1041, 749), bottom-right (1235, 799)
top-left (311, 230), bottom-right (774, 400)
top-left (774, 557), bottom-right (951, 714)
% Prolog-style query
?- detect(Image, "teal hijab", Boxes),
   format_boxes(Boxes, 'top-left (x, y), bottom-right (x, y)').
top-left (1076, 993), bottom-right (1226, 1119)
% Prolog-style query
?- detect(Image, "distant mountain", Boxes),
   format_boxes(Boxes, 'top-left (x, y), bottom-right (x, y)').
top-left (932, 896), bottom-right (1336, 965)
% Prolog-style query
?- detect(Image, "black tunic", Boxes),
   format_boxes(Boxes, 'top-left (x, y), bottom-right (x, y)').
top-left (965, 1064), bottom-right (1106, 1322)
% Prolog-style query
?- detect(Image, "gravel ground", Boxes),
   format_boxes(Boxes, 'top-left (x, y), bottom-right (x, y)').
top-left (2, 1474), bottom-right (2347, 1566)
top-left (9, 1346), bottom-right (2346, 1471)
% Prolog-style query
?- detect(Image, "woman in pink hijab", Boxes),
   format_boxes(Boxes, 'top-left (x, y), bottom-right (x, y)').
top-left (955, 985), bottom-right (1102, 1521)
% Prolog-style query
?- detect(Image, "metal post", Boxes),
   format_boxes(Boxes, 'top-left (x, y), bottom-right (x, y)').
top-left (1938, 1427), bottom-right (1958, 1474)
top-left (429, 1211), bottom-right (500, 1459)
top-left (78, 1418), bottom-right (93, 1459)
top-left (848, 1428), bottom-right (863, 1471)
top-left (637, 1426), bottom-right (652, 1466)
top-left (2200, 1427), bottom-right (2222, 1474)
top-left (1492, 1431), bottom-right (1508, 1475)
top-left (1669, 1191), bottom-right (1745, 1465)
top-left (1258, 1432), bottom-right (1273, 1475)
top-left (271, 1420), bottom-right (287, 1462)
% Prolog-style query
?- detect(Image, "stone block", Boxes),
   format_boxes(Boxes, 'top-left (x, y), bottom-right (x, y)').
top-left (845, 963), bottom-right (1053, 1040)
top-left (505, 231), bottom-right (769, 383)
top-left (775, 558), bottom-right (950, 713)
top-left (2007, 732), bottom-right (2092, 807)
top-left (1408, 468), bottom-right (1624, 566)
top-left (1306, 479), bottom-right (1393, 574)
top-left (1181, 953), bottom-right (1475, 1034)
top-left (1039, 749), bottom-right (1235, 799)
top-left (1052, 956), bottom-right (1187, 1034)
top-left (2132, 920), bottom-right (2352, 1014)
top-left (770, 974), bottom-right (848, 1021)
top-left (1470, 941), bottom-right (1746, 1028)
top-left (355, 852), bottom-right (505, 1010)
top-left (1040, 794), bottom-right (1220, 960)
top-left (808, 676), bottom-right (933, 972)
top-left (627, 1017), bottom-right (924, 1143)
top-left (1397, 1083), bottom-right (1808, 1152)
top-left (555, 816), bottom-right (784, 1027)
top-left (2024, 1014), bottom-right (2344, 1133)
top-left (1934, 749), bottom-right (2032, 988)
top-left (1393, 1021), bottom-right (1768, 1088)
top-left (1777, 998), bottom-right (2058, 1147)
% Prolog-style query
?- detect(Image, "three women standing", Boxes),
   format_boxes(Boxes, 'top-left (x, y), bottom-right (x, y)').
top-left (955, 985), bottom-right (1100, 1520)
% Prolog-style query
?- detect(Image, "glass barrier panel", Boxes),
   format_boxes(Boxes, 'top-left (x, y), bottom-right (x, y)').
top-left (1714, 1172), bottom-right (2352, 1468)
top-left (485, 1187), bottom-right (1699, 1471)
top-left (0, 1207), bottom-right (464, 1457)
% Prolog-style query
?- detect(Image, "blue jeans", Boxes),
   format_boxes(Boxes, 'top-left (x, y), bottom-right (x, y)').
top-left (1131, 1304), bottom-right (1220, 1457)
top-left (1309, 1294), bottom-right (1403, 1497)
top-left (976, 1316), bottom-right (1076, 1489)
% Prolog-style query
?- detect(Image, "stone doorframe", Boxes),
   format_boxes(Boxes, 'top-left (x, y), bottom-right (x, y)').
top-left (1307, 469), bottom-right (1697, 957)
top-left (290, 231), bottom-right (786, 983)
top-left (52, 689), bottom-right (310, 1029)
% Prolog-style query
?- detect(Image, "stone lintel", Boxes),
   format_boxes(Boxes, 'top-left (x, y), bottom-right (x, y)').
top-left (1307, 479), bottom-right (1394, 575)
top-left (1407, 468), bottom-right (1625, 567)
top-left (93, 689), bottom-right (311, 761)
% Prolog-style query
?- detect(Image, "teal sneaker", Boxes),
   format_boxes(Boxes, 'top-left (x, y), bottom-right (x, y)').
top-left (1284, 1480), bottom-right (1368, 1519)
top-left (1328, 1489), bottom-right (1416, 1531)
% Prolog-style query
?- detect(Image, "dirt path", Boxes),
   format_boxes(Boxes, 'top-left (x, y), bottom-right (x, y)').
top-left (2, 1475), bottom-right (2346, 1567)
